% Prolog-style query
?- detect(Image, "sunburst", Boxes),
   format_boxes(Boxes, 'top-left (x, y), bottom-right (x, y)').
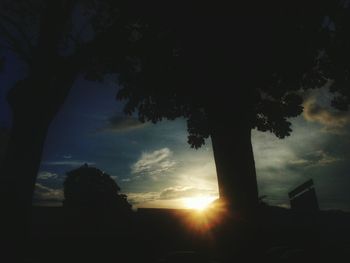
top-left (183, 196), bottom-right (217, 211)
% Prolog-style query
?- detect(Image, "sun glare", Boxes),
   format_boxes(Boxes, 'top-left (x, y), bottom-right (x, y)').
top-left (183, 196), bottom-right (217, 211)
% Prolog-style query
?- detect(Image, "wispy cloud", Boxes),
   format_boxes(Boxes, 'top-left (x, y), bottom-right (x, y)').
top-left (159, 186), bottom-right (216, 200)
top-left (131, 148), bottom-right (176, 178)
top-left (42, 160), bottom-right (96, 167)
top-left (125, 192), bottom-right (159, 205)
top-left (306, 150), bottom-right (342, 166)
top-left (37, 171), bottom-right (59, 180)
top-left (287, 159), bottom-right (311, 166)
top-left (33, 183), bottom-right (64, 203)
top-left (125, 185), bottom-right (218, 208)
top-left (286, 150), bottom-right (341, 168)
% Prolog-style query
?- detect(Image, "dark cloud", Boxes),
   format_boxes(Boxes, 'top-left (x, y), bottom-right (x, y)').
top-left (256, 137), bottom-right (350, 210)
top-left (100, 115), bottom-right (146, 132)
top-left (257, 148), bottom-right (345, 209)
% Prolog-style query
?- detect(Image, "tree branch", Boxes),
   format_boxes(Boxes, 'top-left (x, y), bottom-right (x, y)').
top-left (0, 23), bottom-right (31, 63)
top-left (0, 12), bottom-right (34, 51)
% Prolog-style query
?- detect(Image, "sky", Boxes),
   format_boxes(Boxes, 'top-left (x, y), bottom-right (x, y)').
top-left (1, 55), bottom-right (350, 211)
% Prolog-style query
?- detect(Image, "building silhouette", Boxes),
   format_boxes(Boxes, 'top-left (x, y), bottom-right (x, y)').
top-left (288, 179), bottom-right (319, 212)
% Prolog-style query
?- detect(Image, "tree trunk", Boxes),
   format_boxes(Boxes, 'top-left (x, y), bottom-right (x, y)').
top-left (0, 113), bottom-right (50, 252)
top-left (0, 73), bottom-right (75, 261)
top-left (209, 109), bottom-right (259, 219)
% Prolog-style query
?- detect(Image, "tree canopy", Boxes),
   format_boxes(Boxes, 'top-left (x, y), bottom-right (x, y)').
top-left (63, 164), bottom-right (132, 211)
top-left (111, 1), bottom-right (350, 213)
top-left (0, 0), bottom-right (140, 208)
top-left (115, 1), bottom-right (350, 148)
top-left (0, 0), bottom-right (349, 221)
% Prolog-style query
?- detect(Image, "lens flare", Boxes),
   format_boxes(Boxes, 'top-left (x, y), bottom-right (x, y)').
top-left (179, 198), bottom-right (228, 237)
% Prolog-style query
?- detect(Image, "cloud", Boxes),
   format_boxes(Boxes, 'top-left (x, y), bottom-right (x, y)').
top-left (131, 148), bottom-right (176, 178)
top-left (37, 171), bottom-right (59, 180)
top-left (305, 150), bottom-right (342, 166)
top-left (125, 192), bottom-right (159, 205)
top-left (33, 183), bottom-right (64, 203)
top-left (303, 97), bottom-right (350, 131)
top-left (125, 191), bottom-right (182, 209)
top-left (159, 186), bottom-right (215, 200)
top-left (42, 160), bottom-right (96, 167)
top-left (287, 159), bottom-right (311, 166)
top-left (99, 115), bottom-right (146, 132)
top-left (122, 178), bottom-right (131, 182)
top-left (286, 150), bottom-right (341, 168)
top-left (253, 123), bottom-right (346, 209)
top-left (287, 150), bottom-right (342, 170)
top-left (125, 185), bottom-right (218, 209)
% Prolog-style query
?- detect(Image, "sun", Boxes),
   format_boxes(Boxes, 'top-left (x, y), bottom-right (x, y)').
top-left (183, 196), bottom-right (217, 211)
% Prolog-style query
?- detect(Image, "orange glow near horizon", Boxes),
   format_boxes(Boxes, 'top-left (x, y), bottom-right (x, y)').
top-left (180, 198), bottom-right (229, 237)
top-left (183, 196), bottom-right (217, 211)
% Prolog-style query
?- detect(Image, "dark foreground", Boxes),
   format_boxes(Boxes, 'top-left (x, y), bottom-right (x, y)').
top-left (26, 206), bottom-right (350, 263)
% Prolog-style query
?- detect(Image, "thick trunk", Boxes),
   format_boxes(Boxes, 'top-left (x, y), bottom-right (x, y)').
top-left (0, 75), bottom-right (74, 261)
top-left (0, 3), bottom-right (76, 260)
top-left (0, 113), bottom-right (50, 225)
top-left (0, 105), bottom-right (51, 260)
top-left (209, 109), bottom-right (259, 218)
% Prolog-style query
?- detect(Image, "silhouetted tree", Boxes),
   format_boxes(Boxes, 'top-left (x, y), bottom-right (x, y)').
top-left (115, 1), bottom-right (350, 216)
top-left (0, 2), bottom-right (348, 251)
top-left (0, 0), bottom-right (135, 207)
top-left (0, 1), bottom-right (138, 258)
top-left (63, 163), bottom-right (131, 212)
top-left (63, 164), bottom-right (132, 233)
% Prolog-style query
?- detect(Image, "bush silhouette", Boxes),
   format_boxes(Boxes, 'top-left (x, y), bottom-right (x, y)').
top-left (63, 164), bottom-right (131, 230)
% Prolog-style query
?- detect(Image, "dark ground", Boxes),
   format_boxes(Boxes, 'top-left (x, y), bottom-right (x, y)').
top-left (27, 206), bottom-right (350, 263)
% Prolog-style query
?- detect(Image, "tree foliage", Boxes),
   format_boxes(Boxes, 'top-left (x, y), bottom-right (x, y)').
top-left (115, 1), bottom-right (350, 148)
top-left (63, 164), bottom-right (132, 212)
top-left (1, 0), bottom-right (349, 216)
top-left (0, 0), bottom-right (139, 80)
top-left (1, 2), bottom-right (349, 148)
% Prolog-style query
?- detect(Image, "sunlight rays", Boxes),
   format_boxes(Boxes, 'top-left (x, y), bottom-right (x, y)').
top-left (179, 197), bottom-right (229, 237)
top-left (183, 196), bottom-right (217, 211)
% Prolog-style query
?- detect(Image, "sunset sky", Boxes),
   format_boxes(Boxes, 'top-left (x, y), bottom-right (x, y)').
top-left (1, 54), bottom-right (350, 211)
